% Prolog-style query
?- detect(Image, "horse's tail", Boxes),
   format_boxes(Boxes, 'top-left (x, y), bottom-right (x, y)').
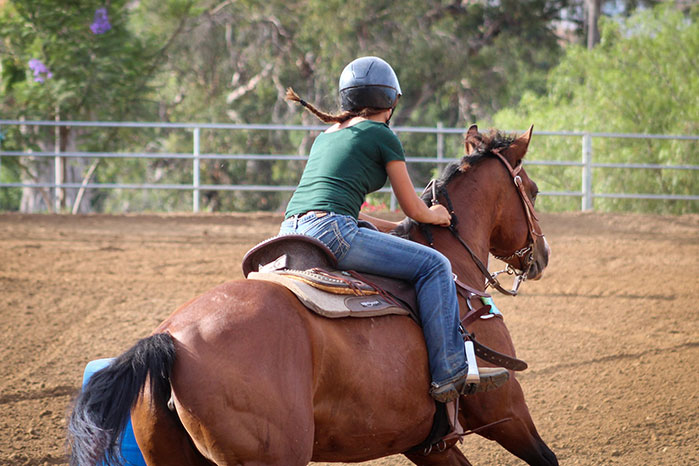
top-left (68, 333), bottom-right (176, 466)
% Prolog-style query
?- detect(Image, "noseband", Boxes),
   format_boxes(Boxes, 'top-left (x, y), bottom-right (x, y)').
top-left (426, 148), bottom-right (544, 296)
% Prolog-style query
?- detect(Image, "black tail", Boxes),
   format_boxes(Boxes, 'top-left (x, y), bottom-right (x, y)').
top-left (68, 333), bottom-right (176, 466)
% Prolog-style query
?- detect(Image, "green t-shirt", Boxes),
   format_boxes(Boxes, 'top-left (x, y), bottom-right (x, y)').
top-left (285, 120), bottom-right (405, 219)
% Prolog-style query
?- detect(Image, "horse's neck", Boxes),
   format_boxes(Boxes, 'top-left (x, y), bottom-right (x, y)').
top-left (405, 225), bottom-right (491, 294)
top-left (412, 177), bottom-right (495, 293)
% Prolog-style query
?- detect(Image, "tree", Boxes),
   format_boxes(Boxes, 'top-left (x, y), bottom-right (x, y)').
top-left (587, 0), bottom-right (602, 48)
top-left (493, 3), bottom-right (698, 213)
top-left (1, 0), bottom-right (579, 213)
top-left (0, 0), bottom-right (195, 212)
top-left (139, 0), bottom-right (573, 211)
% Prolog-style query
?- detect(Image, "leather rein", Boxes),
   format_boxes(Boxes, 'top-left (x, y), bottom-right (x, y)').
top-left (423, 148), bottom-right (544, 297)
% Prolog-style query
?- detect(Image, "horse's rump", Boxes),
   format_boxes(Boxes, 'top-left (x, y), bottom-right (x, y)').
top-left (156, 279), bottom-right (435, 462)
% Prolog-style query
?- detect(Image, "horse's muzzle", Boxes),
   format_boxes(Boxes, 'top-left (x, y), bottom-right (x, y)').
top-left (527, 236), bottom-right (550, 281)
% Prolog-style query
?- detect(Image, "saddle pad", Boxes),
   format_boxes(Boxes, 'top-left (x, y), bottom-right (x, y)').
top-left (248, 271), bottom-right (410, 319)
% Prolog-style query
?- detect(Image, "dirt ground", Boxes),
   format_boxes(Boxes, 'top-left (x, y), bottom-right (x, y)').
top-left (0, 211), bottom-right (697, 466)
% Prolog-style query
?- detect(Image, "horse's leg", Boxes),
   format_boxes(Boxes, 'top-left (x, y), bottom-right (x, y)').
top-left (459, 319), bottom-right (558, 466)
top-left (132, 387), bottom-right (212, 466)
top-left (404, 447), bottom-right (472, 466)
top-left (462, 379), bottom-right (557, 466)
top-left (403, 384), bottom-right (556, 466)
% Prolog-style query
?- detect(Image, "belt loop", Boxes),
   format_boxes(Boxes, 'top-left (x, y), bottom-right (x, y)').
top-left (294, 214), bottom-right (299, 229)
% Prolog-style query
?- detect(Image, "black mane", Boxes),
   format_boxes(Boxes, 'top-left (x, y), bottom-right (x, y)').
top-left (421, 130), bottom-right (517, 202)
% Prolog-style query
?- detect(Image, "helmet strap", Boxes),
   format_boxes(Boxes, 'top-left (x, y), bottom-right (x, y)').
top-left (385, 108), bottom-right (395, 126)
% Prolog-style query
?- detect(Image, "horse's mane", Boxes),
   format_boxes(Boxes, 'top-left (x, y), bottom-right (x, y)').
top-left (432, 130), bottom-right (517, 193)
top-left (391, 130), bottom-right (516, 238)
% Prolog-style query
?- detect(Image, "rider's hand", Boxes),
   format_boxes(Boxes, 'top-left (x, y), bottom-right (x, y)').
top-left (429, 204), bottom-right (452, 227)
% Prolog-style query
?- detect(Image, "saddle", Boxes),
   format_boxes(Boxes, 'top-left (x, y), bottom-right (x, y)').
top-left (242, 235), bottom-right (418, 321)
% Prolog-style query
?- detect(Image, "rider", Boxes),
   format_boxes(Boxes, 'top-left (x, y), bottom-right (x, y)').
top-left (281, 56), bottom-right (509, 402)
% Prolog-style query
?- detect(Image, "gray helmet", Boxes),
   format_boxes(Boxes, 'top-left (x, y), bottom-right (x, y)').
top-left (339, 56), bottom-right (402, 111)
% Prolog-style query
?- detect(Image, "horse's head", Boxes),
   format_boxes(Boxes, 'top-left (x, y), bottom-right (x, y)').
top-left (462, 124), bottom-right (550, 281)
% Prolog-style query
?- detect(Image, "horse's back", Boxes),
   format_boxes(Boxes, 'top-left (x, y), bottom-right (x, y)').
top-left (159, 279), bottom-right (316, 401)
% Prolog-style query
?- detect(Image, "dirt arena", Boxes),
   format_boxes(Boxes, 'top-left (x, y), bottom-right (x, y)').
top-left (0, 211), bottom-right (697, 465)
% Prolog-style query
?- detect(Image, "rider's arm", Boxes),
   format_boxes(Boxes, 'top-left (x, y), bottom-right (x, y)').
top-left (386, 161), bottom-right (451, 226)
top-left (358, 211), bottom-right (400, 233)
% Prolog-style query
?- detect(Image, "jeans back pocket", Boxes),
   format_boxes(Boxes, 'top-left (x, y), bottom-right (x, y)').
top-left (314, 219), bottom-right (351, 260)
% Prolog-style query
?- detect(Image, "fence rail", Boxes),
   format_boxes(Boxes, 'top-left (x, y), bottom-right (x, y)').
top-left (1, 120), bottom-right (697, 213)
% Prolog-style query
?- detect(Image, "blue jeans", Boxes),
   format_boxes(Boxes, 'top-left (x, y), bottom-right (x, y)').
top-left (280, 212), bottom-right (467, 386)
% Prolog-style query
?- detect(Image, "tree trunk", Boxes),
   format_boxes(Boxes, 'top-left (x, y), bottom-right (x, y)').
top-left (586, 0), bottom-right (601, 49)
top-left (20, 127), bottom-right (94, 213)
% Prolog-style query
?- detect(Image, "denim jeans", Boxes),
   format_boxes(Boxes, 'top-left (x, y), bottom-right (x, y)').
top-left (280, 212), bottom-right (467, 386)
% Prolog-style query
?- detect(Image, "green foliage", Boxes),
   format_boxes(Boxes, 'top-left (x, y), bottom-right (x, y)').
top-left (0, 0), bottom-right (158, 120)
top-left (0, 0), bottom-right (199, 212)
top-left (4, 1), bottom-right (693, 214)
top-left (0, 154), bottom-right (21, 210)
top-left (0, 123), bottom-right (48, 211)
top-left (95, 0), bottom-right (570, 213)
top-left (493, 4), bottom-right (698, 214)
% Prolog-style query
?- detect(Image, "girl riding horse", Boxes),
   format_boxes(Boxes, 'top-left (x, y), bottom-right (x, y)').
top-left (281, 56), bottom-right (508, 401)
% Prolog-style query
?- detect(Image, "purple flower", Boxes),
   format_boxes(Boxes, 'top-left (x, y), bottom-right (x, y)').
top-left (28, 59), bottom-right (52, 83)
top-left (90, 7), bottom-right (112, 34)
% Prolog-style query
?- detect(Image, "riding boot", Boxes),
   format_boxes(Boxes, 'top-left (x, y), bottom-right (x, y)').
top-left (429, 366), bottom-right (510, 403)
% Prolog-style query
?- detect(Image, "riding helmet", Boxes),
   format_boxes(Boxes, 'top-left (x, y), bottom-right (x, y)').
top-left (339, 56), bottom-right (402, 111)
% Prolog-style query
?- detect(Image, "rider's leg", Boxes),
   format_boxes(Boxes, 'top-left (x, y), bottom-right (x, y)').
top-left (337, 223), bottom-right (465, 384)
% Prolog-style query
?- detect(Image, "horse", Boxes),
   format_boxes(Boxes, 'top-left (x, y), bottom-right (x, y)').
top-left (68, 124), bottom-right (556, 466)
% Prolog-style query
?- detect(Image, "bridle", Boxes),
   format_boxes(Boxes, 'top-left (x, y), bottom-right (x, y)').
top-left (488, 148), bottom-right (545, 291)
top-left (424, 147), bottom-right (544, 296)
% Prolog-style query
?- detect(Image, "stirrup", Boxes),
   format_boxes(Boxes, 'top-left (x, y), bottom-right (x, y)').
top-left (430, 367), bottom-right (509, 403)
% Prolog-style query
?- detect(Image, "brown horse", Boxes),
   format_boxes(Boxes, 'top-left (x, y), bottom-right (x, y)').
top-left (68, 125), bottom-right (555, 465)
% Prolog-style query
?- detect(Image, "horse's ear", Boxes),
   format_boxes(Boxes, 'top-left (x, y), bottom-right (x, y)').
top-left (464, 124), bottom-right (479, 155)
top-left (505, 124), bottom-right (534, 162)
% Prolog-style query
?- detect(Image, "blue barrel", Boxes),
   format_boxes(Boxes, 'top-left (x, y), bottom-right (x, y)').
top-left (81, 358), bottom-right (147, 466)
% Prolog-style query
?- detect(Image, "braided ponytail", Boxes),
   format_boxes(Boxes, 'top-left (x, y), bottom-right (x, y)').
top-left (285, 87), bottom-right (383, 124)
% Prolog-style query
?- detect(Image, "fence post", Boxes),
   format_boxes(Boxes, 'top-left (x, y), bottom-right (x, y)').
top-left (437, 121), bottom-right (444, 162)
top-left (54, 109), bottom-right (63, 212)
top-left (581, 133), bottom-right (593, 211)
top-left (193, 127), bottom-right (200, 213)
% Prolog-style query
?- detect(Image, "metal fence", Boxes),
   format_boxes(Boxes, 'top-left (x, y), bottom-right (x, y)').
top-left (1, 119), bottom-right (697, 213)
